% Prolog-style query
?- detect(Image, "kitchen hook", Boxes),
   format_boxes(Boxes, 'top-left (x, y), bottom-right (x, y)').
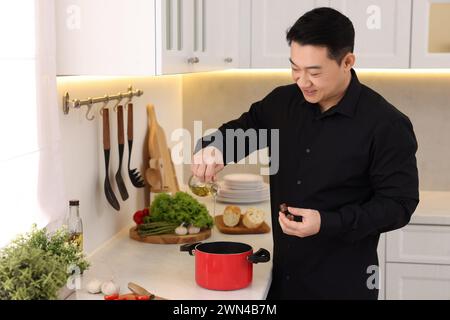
top-left (85, 98), bottom-right (95, 121)
top-left (124, 92), bottom-right (133, 110)
top-left (113, 93), bottom-right (124, 113)
top-left (99, 99), bottom-right (111, 117)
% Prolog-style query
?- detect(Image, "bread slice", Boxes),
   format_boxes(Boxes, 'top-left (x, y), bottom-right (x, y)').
top-left (242, 208), bottom-right (265, 229)
top-left (222, 205), bottom-right (241, 227)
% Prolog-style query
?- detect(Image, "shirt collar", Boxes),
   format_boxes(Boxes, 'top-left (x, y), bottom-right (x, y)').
top-left (308, 68), bottom-right (362, 120)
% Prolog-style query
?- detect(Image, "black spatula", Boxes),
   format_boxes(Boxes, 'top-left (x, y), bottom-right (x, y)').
top-left (115, 105), bottom-right (129, 200)
top-left (103, 108), bottom-right (120, 210)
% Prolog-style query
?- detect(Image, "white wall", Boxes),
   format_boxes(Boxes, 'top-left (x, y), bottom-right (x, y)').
top-left (57, 75), bottom-right (182, 254)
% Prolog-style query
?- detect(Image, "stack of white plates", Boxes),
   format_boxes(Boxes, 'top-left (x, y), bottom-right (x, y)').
top-left (216, 174), bottom-right (270, 203)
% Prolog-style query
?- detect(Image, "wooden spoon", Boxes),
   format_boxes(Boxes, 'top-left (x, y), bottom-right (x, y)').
top-left (146, 167), bottom-right (162, 191)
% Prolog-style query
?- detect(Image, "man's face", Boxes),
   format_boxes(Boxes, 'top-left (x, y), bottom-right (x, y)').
top-left (290, 42), bottom-right (350, 107)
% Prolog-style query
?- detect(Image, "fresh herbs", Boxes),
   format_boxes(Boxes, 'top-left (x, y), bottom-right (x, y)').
top-left (147, 192), bottom-right (213, 229)
top-left (26, 225), bottom-right (89, 273)
top-left (0, 245), bottom-right (67, 300)
top-left (0, 224), bottom-right (89, 300)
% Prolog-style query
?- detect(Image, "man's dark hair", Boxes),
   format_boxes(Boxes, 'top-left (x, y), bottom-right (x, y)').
top-left (286, 7), bottom-right (355, 64)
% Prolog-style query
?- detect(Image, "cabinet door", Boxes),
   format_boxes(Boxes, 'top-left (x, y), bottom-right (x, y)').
top-left (156, 0), bottom-right (195, 74)
top-left (329, 0), bottom-right (412, 68)
top-left (386, 224), bottom-right (450, 265)
top-left (190, 0), bottom-right (242, 72)
top-left (251, 0), bottom-right (316, 68)
top-left (251, 0), bottom-right (411, 69)
top-left (386, 263), bottom-right (450, 300)
top-left (56, 0), bottom-right (156, 76)
top-left (411, 0), bottom-right (450, 68)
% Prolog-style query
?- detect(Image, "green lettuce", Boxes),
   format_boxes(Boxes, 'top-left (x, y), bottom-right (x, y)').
top-left (148, 192), bottom-right (213, 229)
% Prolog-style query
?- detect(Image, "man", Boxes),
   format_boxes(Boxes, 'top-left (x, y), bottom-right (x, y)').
top-left (191, 7), bottom-right (419, 299)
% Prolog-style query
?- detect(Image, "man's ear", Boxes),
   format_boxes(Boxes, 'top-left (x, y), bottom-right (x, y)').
top-left (342, 53), bottom-right (355, 71)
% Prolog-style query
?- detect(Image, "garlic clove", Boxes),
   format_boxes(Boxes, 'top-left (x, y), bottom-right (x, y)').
top-left (175, 224), bottom-right (188, 235)
top-left (86, 279), bottom-right (103, 294)
top-left (188, 225), bottom-right (200, 234)
top-left (101, 280), bottom-right (120, 296)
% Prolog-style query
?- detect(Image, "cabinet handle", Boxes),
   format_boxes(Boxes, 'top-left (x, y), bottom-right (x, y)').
top-left (187, 57), bottom-right (200, 64)
top-left (224, 57), bottom-right (233, 63)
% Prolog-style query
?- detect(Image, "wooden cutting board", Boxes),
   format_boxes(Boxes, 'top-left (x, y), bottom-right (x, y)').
top-left (146, 104), bottom-right (179, 193)
top-left (214, 215), bottom-right (271, 234)
top-left (129, 226), bottom-right (211, 244)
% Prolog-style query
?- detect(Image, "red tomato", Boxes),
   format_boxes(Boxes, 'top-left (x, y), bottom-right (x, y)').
top-left (142, 208), bottom-right (150, 217)
top-left (133, 210), bottom-right (144, 225)
top-left (104, 294), bottom-right (119, 300)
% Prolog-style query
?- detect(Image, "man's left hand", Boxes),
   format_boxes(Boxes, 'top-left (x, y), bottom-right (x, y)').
top-left (278, 207), bottom-right (321, 238)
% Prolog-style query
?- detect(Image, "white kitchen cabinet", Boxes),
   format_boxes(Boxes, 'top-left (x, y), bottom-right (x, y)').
top-left (56, 0), bottom-right (242, 75)
top-left (387, 224), bottom-right (450, 265)
top-left (56, 0), bottom-right (155, 75)
top-left (189, 0), bottom-right (246, 72)
top-left (251, 0), bottom-right (315, 68)
top-left (250, 0), bottom-right (411, 68)
top-left (386, 263), bottom-right (450, 300)
top-left (329, 0), bottom-right (412, 68)
top-left (377, 233), bottom-right (386, 300)
top-left (411, 0), bottom-right (450, 68)
top-left (385, 224), bottom-right (450, 299)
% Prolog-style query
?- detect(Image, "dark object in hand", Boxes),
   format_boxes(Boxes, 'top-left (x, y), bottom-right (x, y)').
top-left (279, 203), bottom-right (302, 222)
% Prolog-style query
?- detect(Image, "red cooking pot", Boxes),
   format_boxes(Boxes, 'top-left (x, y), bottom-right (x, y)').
top-left (180, 241), bottom-right (270, 291)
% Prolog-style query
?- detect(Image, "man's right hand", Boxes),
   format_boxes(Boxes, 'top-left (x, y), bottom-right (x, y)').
top-left (191, 146), bottom-right (224, 183)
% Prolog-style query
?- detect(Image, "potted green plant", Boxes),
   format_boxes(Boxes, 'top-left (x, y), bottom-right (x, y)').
top-left (0, 224), bottom-right (89, 300)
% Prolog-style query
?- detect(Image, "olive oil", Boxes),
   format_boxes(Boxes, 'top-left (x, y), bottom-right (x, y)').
top-left (65, 200), bottom-right (84, 251)
top-left (69, 232), bottom-right (83, 250)
top-left (188, 175), bottom-right (218, 217)
top-left (190, 184), bottom-right (218, 197)
top-left (188, 175), bottom-right (218, 197)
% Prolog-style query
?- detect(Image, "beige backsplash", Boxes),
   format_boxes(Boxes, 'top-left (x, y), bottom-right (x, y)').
top-left (182, 70), bottom-right (450, 191)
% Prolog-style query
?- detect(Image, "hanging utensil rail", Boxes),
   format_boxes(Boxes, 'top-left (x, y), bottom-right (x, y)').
top-left (63, 85), bottom-right (144, 117)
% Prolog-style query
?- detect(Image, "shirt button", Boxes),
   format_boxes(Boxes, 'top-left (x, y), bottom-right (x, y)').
top-left (306, 148), bottom-right (311, 154)
top-left (297, 180), bottom-right (302, 185)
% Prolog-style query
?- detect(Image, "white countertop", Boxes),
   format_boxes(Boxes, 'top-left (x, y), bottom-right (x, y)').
top-left (69, 190), bottom-right (450, 300)
top-left (69, 197), bottom-right (274, 300)
top-left (410, 191), bottom-right (450, 225)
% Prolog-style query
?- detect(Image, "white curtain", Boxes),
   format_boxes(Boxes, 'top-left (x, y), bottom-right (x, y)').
top-left (0, 0), bottom-right (66, 246)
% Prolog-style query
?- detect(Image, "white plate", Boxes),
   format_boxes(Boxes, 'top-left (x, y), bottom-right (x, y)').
top-left (223, 173), bottom-right (263, 183)
top-left (218, 189), bottom-right (269, 198)
top-left (216, 196), bottom-right (270, 204)
top-left (219, 183), bottom-right (268, 193)
top-left (221, 181), bottom-right (267, 190)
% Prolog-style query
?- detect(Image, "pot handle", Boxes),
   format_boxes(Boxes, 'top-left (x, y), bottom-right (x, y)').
top-left (180, 242), bottom-right (201, 256)
top-left (247, 248), bottom-right (271, 264)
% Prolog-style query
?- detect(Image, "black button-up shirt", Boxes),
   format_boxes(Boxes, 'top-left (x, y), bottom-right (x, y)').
top-left (196, 69), bottom-right (419, 299)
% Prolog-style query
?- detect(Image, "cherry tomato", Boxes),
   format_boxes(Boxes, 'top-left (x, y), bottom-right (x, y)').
top-left (133, 210), bottom-right (144, 225)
